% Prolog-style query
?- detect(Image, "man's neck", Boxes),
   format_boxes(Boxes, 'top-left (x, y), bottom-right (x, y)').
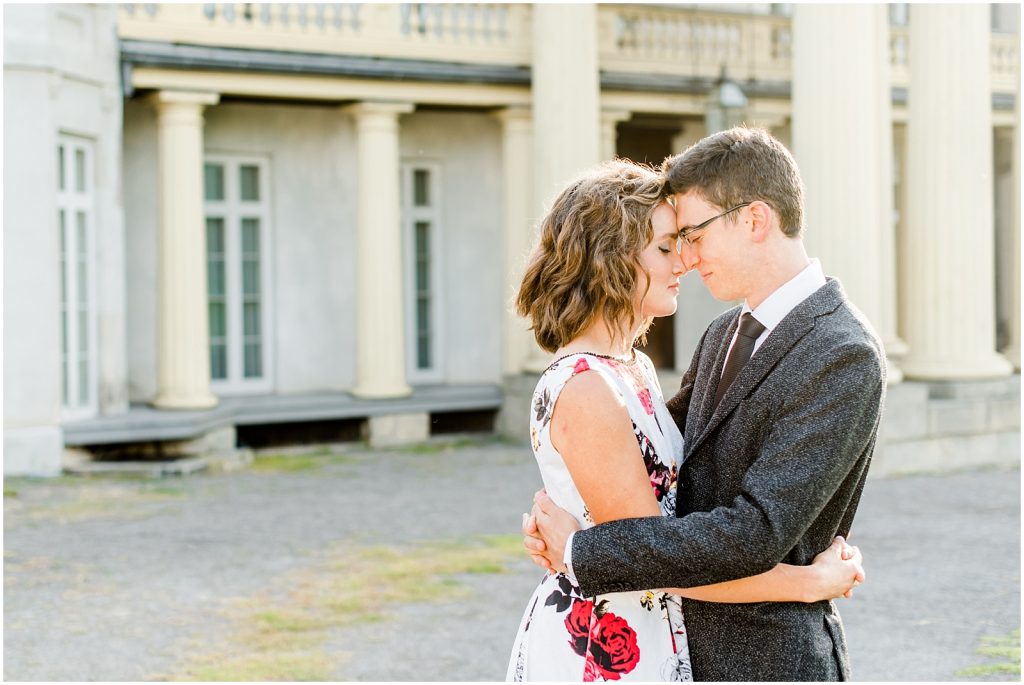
top-left (745, 241), bottom-right (811, 310)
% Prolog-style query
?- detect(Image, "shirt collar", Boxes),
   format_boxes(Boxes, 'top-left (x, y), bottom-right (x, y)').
top-left (741, 258), bottom-right (827, 334)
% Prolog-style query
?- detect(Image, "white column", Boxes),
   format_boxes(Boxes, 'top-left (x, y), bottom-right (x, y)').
top-left (872, 6), bottom-right (906, 383)
top-left (149, 90), bottom-right (219, 410)
top-left (494, 107), bottom-right (536, 377)
top-left (531, 3), bottom-right (600, 210)
top-left (528, 3), bottom-right (600, 371)
top-left (792, 6), bottom-right (898, 378)
top-left (343, 101), bottom-right (416, 398)
top-left (900, 5), bottom-right (1012, 379)
top-left (1006, 96), bottom-right (1021, 369)
top-left (600, 108), bottom-right (631, 161)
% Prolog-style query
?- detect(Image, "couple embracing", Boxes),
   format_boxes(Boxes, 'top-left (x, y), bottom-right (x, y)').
top-left (506, 126), bottom-right (886, 682)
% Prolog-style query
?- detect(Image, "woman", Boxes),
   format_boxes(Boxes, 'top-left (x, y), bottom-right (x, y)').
top-left (506, 160), bottom-right (862, 682)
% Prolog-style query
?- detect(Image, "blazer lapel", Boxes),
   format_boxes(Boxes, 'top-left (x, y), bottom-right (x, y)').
top-left (686, 280), bottom-right (846, 456)
top-left (681, 311), bottom-right (737, 463)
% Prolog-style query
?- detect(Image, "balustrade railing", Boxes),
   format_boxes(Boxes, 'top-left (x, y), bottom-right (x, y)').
top-left (118, 3), bottom-right (531, 65)
top-left (119, 4), bottom-right (1017, 96)
top-left (598, 6), bottom-right (792, 83)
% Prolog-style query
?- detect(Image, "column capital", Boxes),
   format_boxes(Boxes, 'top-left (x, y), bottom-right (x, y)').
top-left (340, 101), bottom-right (415, 119)
top-left (600, 108), bottom-right (632, 126)
top-left (492, 105), bottom-right (533, 127)
top-left (147, 90), bottom-right (220, 108)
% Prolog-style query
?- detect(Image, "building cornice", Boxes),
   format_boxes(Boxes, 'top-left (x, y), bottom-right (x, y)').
top-left (121, 39), bottom-right (1016, 111)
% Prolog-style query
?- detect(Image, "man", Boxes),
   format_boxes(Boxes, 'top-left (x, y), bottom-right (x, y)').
top-left (525, 126), bottom-right (886, 681)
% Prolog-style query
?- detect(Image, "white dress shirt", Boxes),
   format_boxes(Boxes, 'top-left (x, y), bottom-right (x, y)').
top-left (561, 259), bottom-right (828, 584)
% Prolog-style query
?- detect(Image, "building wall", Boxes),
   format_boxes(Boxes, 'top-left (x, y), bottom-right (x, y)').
top-left (3, 4), bottom-right (123, 475)
top-left (400, 111), bottom-right (504, 386)
top-left (3, 3), bottom-right (1018, 474)
top-left (125, 100), bottom-right (359, 398)
top-left (123, 104), bottom-right (505, 402)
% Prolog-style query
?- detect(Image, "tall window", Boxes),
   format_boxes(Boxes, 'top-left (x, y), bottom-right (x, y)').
top-left (57, 135), bottom-right (97, 416)
top-left (402, 164), bottom-right (443, 383)
top-left (203, 156), bottom-right (272, 393)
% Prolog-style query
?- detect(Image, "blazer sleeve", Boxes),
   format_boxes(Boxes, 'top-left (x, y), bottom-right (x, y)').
top-left (570, 339), bottom-right (885, 596)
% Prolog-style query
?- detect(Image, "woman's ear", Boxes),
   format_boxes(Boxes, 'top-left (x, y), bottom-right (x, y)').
top-left (748, 201), bottom-right (773, 243)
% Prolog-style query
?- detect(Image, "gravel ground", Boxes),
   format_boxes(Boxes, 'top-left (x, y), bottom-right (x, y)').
top-left (3, 438), bottom-right (1019, 682)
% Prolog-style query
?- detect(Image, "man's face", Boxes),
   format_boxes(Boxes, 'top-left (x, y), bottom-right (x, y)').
top-left (673, 190), bottom-right (753, 303)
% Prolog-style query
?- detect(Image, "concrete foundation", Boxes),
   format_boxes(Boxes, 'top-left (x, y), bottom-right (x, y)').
top-left (3, 425), bottom-right (64, 477)
top-left (363, 412), bottom-right (430, 449)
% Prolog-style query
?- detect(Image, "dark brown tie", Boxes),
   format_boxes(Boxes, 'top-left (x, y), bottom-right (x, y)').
top-left (715, 312), bottom-right (766, 406)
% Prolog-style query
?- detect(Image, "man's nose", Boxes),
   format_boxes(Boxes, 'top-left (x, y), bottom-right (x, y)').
top-left (680, 242), bottom-right (700, 270)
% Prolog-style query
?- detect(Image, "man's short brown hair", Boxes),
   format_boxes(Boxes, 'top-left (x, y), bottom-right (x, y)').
top-left (662, 126), bottom-right (805, 237)
top-left (516, 160), bottom-right (665, 353)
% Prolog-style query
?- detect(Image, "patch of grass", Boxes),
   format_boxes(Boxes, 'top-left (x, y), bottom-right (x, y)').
top-left (187, 652), bottom-right (335, 682)
top-left (4, 486), bottom-right (17, 498)
top-left (956, 629), bottom-right (1020, 679)
top-left (12, 483), bottom-right (186, 525)
top-left (144, 485), bottom-right (186, 497)
top-left (172, 533), bottom-right (523, 681)
top-left (393, 436), bottom-right (505, 455)
top-left (249, 452), bottom-right (352, 473)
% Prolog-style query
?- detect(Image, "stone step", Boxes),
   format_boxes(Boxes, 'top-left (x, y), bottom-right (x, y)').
top-left (870, 430), bottom-right (1021, 478)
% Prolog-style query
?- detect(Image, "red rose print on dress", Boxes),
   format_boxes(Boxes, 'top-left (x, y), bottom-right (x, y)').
top-left (564, 598), bottom-right (641, 681)
top-left (588, 611), bottom-right (641, 680)
top-left (565, 599), bottom-right (594, 658)
top-left (573, 357), bottom-right (591, 375)
top-left (637, 388), bottom-right (655, 415)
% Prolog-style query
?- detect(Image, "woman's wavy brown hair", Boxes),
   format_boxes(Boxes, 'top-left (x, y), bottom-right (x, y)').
top-left (516, 160), bottom-right (667, 353)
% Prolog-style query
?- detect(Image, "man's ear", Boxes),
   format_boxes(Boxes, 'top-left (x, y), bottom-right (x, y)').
top-left (748, 201), bottom-right (773, 243)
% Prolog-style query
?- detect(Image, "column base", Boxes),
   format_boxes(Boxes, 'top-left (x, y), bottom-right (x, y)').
top-left (1001, 344), bottom-right (1021, 372)
top-left (351, 383), bottom-right (412, 400)
top-left (363, 412), bottom-right (428, 448)
top-left (151, 391), bottom-right (218, 410)
top-left (885, 357), bottom-right (904, 385)
top-left (901, 353), bottom-right (1014, 381)
top-left (496, 372), bottom-right (543, 440)
top-left (884, 336), bottom-right (909, 358)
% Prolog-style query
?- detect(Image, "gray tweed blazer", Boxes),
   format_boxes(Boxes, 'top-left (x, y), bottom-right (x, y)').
top-left (570, 278), bottom-right (886, 682)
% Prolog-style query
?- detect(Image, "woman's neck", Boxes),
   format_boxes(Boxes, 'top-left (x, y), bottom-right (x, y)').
top-left (555, 317), bottom-right (637, 360)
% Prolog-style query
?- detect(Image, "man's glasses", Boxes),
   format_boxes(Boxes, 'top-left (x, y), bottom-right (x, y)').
top-left (679, 202), bottom-right (752, 246)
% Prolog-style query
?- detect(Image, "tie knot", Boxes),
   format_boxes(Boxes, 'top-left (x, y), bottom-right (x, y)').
top-left (738, 312), bottom-right (766, 340)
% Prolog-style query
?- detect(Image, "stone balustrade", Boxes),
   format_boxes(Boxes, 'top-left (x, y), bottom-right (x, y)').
top-left (598, 5), bottom-right (792, 83)
top-left (118, 4), bottom-right (1017, 98)
top-left (118, 3), bottom-right (532, 65)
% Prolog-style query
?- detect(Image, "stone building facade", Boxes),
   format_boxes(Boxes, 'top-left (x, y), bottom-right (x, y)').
top-left (3, 4), bottom-right (1020, 476)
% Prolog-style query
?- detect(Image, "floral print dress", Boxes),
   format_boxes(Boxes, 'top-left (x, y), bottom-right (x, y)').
top-left (506, 351), bottom-right (693, 682)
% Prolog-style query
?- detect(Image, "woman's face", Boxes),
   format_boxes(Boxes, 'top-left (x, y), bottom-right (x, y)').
top-left (635, 202), bottom-right (687, 319)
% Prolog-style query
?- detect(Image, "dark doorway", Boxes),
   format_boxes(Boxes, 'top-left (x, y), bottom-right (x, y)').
top-left (617, 117), bottom-right (678, 369)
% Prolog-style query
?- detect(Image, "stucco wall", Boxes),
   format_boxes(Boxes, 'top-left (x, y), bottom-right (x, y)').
top-left (400, 111), bottom-right (504, 385)
top-left (125, 100), bottom-right (359, 398)
top-left (124, 103), bottom-right (504, 400)
top-left (3, 5), bottom-right (123, 475)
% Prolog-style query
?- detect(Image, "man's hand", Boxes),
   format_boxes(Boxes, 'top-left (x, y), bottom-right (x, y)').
top-left (522, 504), bottom-right (554, 573)
top-left (527, 490), bottom-right (581, 575)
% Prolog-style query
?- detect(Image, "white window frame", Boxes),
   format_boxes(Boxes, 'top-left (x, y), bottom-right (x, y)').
top-left (401, 162), bottom-right (445, 384)
top-left (57, 134), bottom-right (99, 420)
top-left (203, 154), bottom-right (274, 395)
